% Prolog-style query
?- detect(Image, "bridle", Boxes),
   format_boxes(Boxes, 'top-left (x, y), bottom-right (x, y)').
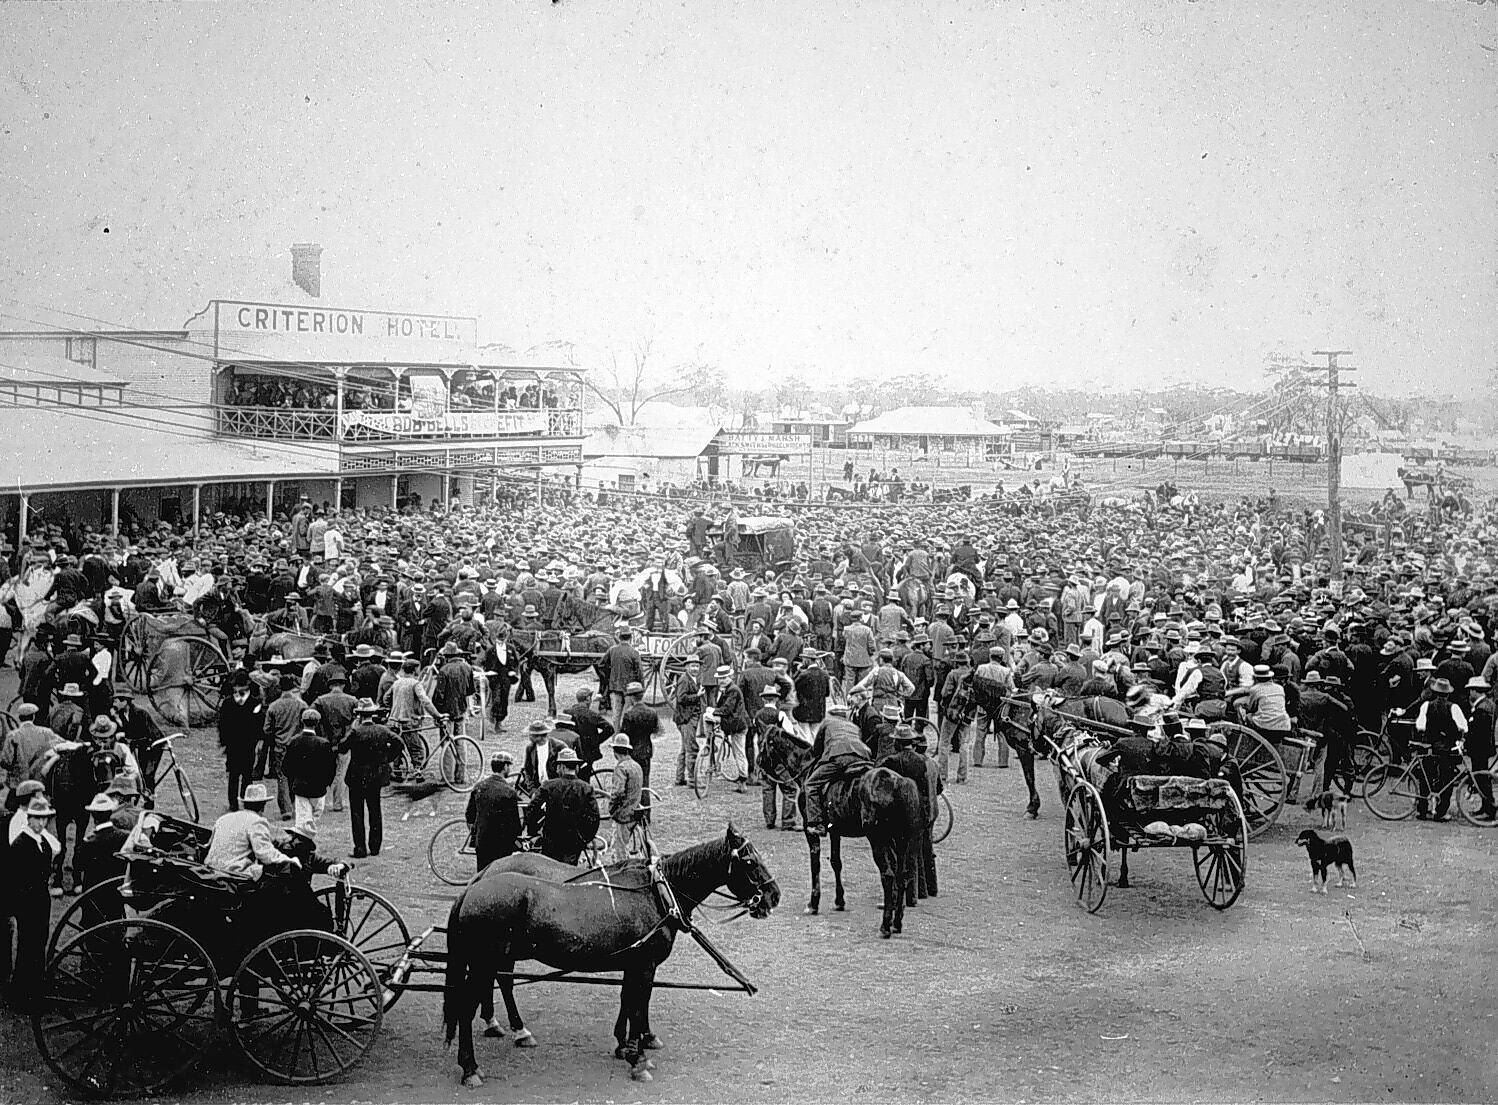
top-left (702, 839), bottom-right (779, 922)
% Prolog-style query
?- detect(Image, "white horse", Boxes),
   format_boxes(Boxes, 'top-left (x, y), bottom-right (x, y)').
top-left (14, 561), bottom-right (55, 657)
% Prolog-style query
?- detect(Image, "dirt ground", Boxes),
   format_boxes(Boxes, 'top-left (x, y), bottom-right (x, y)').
top-left (3, 666), bottom-right (1496, 1104)
top-left (779, 449), bottom-right (1498, 512)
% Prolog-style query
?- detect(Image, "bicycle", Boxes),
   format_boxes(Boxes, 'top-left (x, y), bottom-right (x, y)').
top-left (389, 715), bottom-right (484, 793)
top-left (691, 714), bottom-right (739, 799)
top-left (1361, 741), bottom-right (1498, 826)
top-left (143, 733), bottom-right (200, 823)
top-left (427, 766), bottom-right (612, 884)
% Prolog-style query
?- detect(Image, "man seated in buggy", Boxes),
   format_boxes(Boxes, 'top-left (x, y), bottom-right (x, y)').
top-left (1086, 715), bottom-right (1229, 843)
top-left (172, 783), bottom-right (343, 941)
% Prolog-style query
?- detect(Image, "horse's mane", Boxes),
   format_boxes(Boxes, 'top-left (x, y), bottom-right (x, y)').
top-left (659, 835), bottom-right (728, 888)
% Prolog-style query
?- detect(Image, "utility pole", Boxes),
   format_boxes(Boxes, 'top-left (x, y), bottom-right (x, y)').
top-left (1311, 350), bottom-right (1356, 592)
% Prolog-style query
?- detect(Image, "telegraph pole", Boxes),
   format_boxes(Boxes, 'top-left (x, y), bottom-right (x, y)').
top-left (1311, 350), bottom-right (1356, 592)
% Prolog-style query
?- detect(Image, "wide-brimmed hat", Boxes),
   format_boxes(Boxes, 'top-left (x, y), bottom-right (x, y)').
top-left (555, 746), bottom-right (581, 765)
top-left (284, 824), bottom-right (317, 843)
top-left (1303, 670), bottom-right (1323, 684)
top-left (25, 796), bottom-right (56, 818)
top-left (88, 715), bottom-right (118, 739)
top-left (715, 664), bottom-right (734, 679)
top-left (58, 682), bottom-right (85, 698)
top-left (354, 697), bottom-right (381, 714)
top-left (1380, 640), bottom-right (1402, 656)
top-left (1429, 677), bottom-right (1455, 695)
top-left (241, 782), bottom-right (272, 804)
top-left (525, 719), bottom-right (552, 737)
top-left (86, 792), bottom-right (120, 814)
top-left (609, 734), bottom-right (633, 750)
top-left (1251, 664), bottom-right (1273, 681)
top-left (624, 680), bottom-right (644, 696)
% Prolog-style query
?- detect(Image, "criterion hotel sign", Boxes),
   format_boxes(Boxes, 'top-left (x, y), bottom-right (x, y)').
top-left (213, 299), bottom-right (478, 364)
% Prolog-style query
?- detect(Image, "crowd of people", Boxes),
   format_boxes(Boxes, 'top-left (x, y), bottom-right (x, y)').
top-left (3, 471), bottom-right (1497, 996)
top-left (224, 372), bottom-right (571, 414)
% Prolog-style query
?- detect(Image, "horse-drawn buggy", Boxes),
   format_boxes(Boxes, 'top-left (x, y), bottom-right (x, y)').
top-left (1029, 695), bottom-right (1249, 913)
top-left (116, 610), bottom-right (232, 727)
top-left (36, 812), bottom-right (410, 1097)
top-left (710, 515), bottom-right (796, 576)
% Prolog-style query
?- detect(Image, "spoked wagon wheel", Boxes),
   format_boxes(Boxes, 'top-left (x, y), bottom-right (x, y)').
top-left (117, 615), bottom-right (154, 692)
top-left (46, 875), bottom-right (128, 961)
top-left (427, 816), bottom-right (476, 886)
top-left (313, 883), bottom-right (412, 1009)
top-left (436, 735), bottom-right (483, 792)
top-left (1194, 787), bottom-right (1249, 910)
top-left (1063, 782), bottom-right (1110, 913)
top-left (1212, 722), bottom-right (1287, 837)
top-left (34, 918), bottom-right (221, 1098)
top-left (147, 637), bottom-right (230, 728)
top-left (230, 930), bottom-right (384, 1085)
top-left (645, 631), bottom-right (707, 706)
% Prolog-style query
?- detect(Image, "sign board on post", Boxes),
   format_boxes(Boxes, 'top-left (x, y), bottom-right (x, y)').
top-left (213, 300), bottom-right (478, 364)
top-left (715, 431), bottom-right (813, 454)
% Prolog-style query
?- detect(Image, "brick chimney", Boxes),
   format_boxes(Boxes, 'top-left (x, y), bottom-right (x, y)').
top-left (291, 243), bottom-right (322, 298)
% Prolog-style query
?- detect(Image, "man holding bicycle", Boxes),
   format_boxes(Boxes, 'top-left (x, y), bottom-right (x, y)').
top-left (1414, 676), bottom-right (1467, 821)
top-left (105, 687), bottom-right (163, 800)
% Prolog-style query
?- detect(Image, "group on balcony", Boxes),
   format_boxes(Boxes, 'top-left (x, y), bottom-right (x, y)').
top-left (225, 371), bottom-right (570, 413)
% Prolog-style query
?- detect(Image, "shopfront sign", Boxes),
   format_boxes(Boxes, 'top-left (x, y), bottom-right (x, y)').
top-left (715, 431), bottom-right (813, 454)
top-left (213, 300), bottom-right (478, 364)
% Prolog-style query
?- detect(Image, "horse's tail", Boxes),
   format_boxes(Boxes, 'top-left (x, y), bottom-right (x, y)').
top-left (442, 893), bottom-right (467, 1047)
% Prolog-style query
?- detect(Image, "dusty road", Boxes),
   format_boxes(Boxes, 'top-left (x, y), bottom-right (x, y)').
top-left (3, 669), bottom-right (1495, 1103)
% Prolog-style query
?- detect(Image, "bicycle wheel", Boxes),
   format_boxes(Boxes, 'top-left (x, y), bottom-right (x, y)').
top-left (1351, 729), bottom-right (1391, 777)
top-left (438, 736), bottom-right (484, 792)
top-left (389, 729), bottom-right (429, 785)
top-left (1455, 770), bottom-right (1498, 827)
top-left (428, 817), bottom-right (476, 885)
top-left (931, 792), bottom-right (953, 844)
top-left (588, 767), bottom-right (613, 815)
top-left (171, 766), bottom-right (201, 823)
top-left (1363, 761), bottom-right (1420, 820)
top-left (693, 741), bottom-right (714, 799)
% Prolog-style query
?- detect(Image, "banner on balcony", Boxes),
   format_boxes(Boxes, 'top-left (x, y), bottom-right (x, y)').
top-left (213, 300), bottom-right (478, 365)
top-left (339, 410), bottom-right (550, 437)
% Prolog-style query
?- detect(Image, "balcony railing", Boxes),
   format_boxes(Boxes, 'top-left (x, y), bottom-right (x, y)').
top-left (217, 405), bottom-right (338, 441)
top-left (215, 405), bottom-right (583, 443)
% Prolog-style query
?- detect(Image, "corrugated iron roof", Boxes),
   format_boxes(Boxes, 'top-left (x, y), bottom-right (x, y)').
top-left (4, 407), bottom-right (340, 491)
top-left (850, 406), bottom-right (1011, 437)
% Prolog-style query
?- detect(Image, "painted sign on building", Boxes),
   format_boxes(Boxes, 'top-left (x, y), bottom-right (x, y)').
top-left (213, 300), bottom-right (478, 364)
top-left (340, 410), bottom-right (550, 438)
top-left (715, 431), bottom-right (813, 454)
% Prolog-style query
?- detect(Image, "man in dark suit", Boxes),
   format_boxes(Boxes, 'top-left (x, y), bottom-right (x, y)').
top-left (465, 752), bottom-right (522, 872)
top-left (564, 688), bottom-right (612, 778)
top-left (524, 747), bottom-right (600, 864)
top-left (519, 719), bottom-right (571, 795)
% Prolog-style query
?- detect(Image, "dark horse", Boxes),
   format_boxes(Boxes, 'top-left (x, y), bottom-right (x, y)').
top-left (758, 726), bottom-right (923, 939)
top-left (513, 594), bottom-right (618, 715)
top-left (443, 823), bottom-right (779, 1087)
top-left (46, 741), bottom-right (126, 888)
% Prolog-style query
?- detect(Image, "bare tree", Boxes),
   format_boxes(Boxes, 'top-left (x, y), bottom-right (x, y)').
top-left (578, 339), bottom-right (716, 426)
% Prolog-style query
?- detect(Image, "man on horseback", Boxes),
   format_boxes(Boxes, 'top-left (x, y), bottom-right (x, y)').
top-left (803, 705), bottom-right (874, 837)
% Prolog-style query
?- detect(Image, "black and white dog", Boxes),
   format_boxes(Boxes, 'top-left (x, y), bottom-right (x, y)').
top-left (1295, 829), bottom-right (1357, 893)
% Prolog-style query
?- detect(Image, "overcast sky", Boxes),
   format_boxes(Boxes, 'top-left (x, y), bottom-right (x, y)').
top-left (1, 0), bottom-right (1494, 396)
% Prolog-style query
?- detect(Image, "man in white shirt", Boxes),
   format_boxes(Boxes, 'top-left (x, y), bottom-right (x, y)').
top-left (205, 782), bottom-right (295, 879)
top-left (324, 521), bottom-right (346, 564)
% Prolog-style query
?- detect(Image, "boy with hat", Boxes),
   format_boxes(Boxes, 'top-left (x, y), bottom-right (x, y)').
top-left (280, 708), bottom-right (336, 835)
top-left (525, 747), bottom-right (601, 865)
top-left (606, 735), bottom-right (645, 861)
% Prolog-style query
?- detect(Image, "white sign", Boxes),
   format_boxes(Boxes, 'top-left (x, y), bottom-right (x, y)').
top-left (340, 410), bottom-right (549, 437)
top-left (716, 431), bottom-right (813, 454)
top-left (214, 300), bottom-right (478, 364)
top-left (409, 375), bottom-right (449, 419)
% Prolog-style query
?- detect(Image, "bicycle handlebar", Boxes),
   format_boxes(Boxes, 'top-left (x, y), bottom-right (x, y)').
top-left (150, 733), bottom-right (185, 749)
